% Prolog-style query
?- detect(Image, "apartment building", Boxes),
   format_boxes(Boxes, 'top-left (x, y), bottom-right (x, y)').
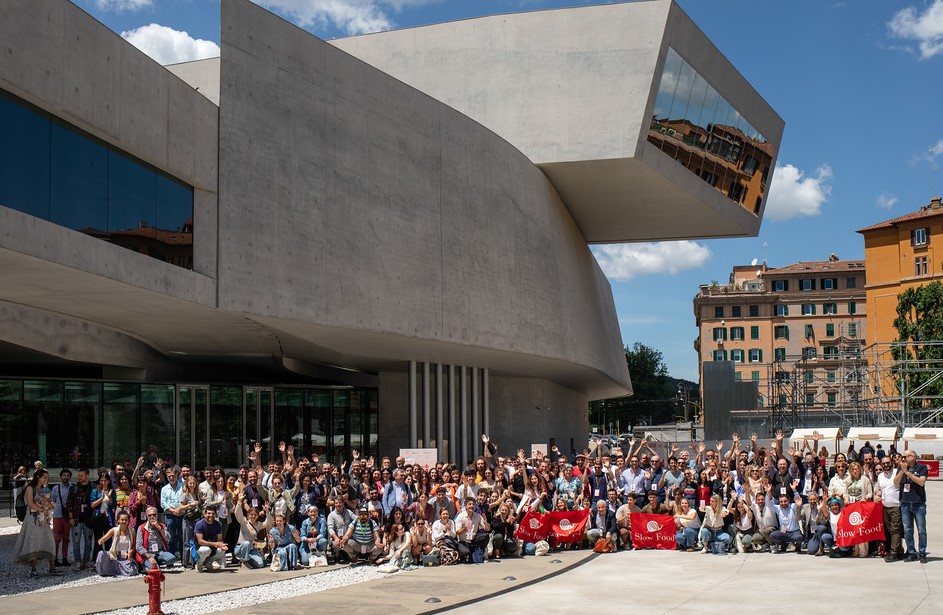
top-left (694, 257), bottom-right (867, 429)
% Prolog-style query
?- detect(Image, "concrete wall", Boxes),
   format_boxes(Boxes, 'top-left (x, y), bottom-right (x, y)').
top-left (379, 370), bottom-right (588, 464)
top-left (330, 1), bottom-right (784, 243)
top-left (332, 1), bottom-right (670, 165)
top-left (218, 0), bottom-right (629, 397)
top-left (0, 0), bottom-right (219, 289)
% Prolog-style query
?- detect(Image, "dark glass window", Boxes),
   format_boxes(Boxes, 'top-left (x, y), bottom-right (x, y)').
top-left (0, 95), bottom-right (51, 219)
top-left (0, 89), bottom-right (193, 269)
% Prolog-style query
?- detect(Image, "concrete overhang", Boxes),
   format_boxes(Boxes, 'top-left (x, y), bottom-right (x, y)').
top-left (330, 0), bottom-right (784, 243)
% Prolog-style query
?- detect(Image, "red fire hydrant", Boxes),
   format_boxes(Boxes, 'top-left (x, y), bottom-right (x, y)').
top-left (144, 566), bottom-right (165, 615)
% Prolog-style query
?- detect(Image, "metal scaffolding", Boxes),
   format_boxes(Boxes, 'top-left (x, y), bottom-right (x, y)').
top-left (744, 336), bottom-right (943, 432)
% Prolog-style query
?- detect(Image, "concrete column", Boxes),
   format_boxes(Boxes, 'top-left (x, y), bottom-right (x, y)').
top-left (459, 365), bottom-right (468, 466)
top-left (408, 360), bottom-right (417, 447)
top-left (448, 365), bottom-right (457, 464)
top-left (482, 368), bottom-right (490, 439)
top-left (471, 367), bottom-right (480, 459)
top-left (422, 362), bottom-right (431, 447)
top-left (435, 363), bottom-right (444, 451)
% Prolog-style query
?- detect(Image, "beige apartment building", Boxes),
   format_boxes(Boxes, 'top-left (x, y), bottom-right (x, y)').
top-left (694, 257), bottom-right (867, 430)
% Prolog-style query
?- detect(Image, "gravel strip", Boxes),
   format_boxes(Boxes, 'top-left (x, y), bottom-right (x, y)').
top-left (0, 532), bottom-right (131, 597)
top-left (92, 565), bottom-right (395, 615)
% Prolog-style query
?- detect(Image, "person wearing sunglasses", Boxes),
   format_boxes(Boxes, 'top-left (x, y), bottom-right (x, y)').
top-left (135, 506), bottom-right (177, 570)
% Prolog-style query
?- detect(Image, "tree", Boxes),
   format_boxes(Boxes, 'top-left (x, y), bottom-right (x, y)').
top-left (892, 281), bottom-right (943, 406)
top-left (589, 342), bottom-right (686, 431)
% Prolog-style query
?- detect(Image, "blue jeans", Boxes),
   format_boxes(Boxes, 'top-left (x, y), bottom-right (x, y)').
top-left (901, 501), bottom-right (927, 556)
top-left (676, 527), bottom-right (698, 549)
top-left (770, 529), bottom-right (803, 550)
top-left (698, 527), bottom-right (731, 553)
top-left (142, 551), bottom-right (178, 570)
top-left (300, 537), bottom-right (328, 564)
top-left (234, 541), bottom-right (265, 568)
top-left (164, 515), bottom-right (183, 559)
top-left (71, 522), bottom-right (94, 563)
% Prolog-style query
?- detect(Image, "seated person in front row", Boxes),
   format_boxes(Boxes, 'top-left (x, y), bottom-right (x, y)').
top-left (135, 506), bottom-right (178, 570)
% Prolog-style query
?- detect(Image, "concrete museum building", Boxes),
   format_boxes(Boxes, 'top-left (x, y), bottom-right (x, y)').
top-left (0, 0), bottom-right (782, 471)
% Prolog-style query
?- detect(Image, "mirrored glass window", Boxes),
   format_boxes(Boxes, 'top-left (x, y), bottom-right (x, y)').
top-left (0, 89), bottom-right (193, 269)
top-left (648, 48), bottom-right (774, 215)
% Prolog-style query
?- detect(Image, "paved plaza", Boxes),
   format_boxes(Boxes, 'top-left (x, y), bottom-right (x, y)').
top-left (0, 482), bottom-right (939, 614)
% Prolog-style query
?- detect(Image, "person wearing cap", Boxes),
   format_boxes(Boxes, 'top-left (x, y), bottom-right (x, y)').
top-left (340, 507), bottom-right (383, 564)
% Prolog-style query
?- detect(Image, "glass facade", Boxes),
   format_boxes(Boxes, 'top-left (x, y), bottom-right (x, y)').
top-left (0, 89), bottom-right (194, 269)
top-left (0, 380), bottom-right (377, 479)
top-left (648, 48), bottom-right (774, 214)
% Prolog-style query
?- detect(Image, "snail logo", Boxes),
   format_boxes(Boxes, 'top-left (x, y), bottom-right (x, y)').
top-left (558, 519), bottom-right (572, 530)
top-left (848, 512), bottom-right (864, 526)
top-left (529, 518), bottom-right (541, 529)
top-left (646, 520), bottom-right (661, 532)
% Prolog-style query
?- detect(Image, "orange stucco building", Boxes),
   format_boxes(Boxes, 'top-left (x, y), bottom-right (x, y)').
top-left (857, 197), bottom-right (943, 347)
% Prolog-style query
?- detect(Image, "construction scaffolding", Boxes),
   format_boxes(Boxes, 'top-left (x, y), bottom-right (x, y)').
top-left (738, 336), bottom-right (943, 434)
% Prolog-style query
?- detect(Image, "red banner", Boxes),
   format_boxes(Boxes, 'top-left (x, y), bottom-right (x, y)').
top-left (836, 501), bottom-right (884, 547)
top-left (548, 510), bottom-right (590, 544)
top-left (630, 512), bottom-right (676, 550)
top-left (514, 510), bottom-right (549, 543)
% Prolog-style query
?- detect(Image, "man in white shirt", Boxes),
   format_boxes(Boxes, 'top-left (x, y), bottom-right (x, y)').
top-left (877, 459), bottom-right (903, 562)
top-left (768, 489), bottom-right (804, 553)
top-left (454, 498), bottom-right (490, 562)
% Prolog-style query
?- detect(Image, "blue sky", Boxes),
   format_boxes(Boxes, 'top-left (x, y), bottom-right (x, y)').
top-left (76, 0), bottom-right (943, 382)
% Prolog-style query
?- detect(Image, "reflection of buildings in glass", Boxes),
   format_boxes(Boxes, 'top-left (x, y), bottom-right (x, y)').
top-left (647, 119), bottom-right (772, 214)
top-left (648, 47), bottom-right (773, 215)
top-left (82, 219), bottom-right (193, 270)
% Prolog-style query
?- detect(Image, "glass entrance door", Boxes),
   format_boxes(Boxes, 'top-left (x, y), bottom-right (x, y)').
top-left (244, 387), bottom-right (274, 465)
top-left (177, 385), bottom-right (209, 470)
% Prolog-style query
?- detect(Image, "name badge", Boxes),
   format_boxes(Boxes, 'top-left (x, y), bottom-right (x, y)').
top-left (141, 511), bottom-right (147, 521)
top-left (150, 545), bottom-right (158, 553)
top-left (81, 505), bottom-right (86, 513)
top-left (904, 483), bottom-right (911, 493)
top-left (360, 544), bottom-right (368, 554)
top-left (780, 488), bottom-right (786, 496)
top-left (251, 498), bottom-right (258, 508)
top-left (594, 489), bottom-right (600, 497)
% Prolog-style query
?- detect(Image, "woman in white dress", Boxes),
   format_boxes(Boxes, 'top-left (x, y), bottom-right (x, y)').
top-left (12, 469), bottom-right (58, 577)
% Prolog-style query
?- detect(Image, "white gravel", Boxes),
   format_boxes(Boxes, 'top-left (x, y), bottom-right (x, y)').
top-left (91, 566), bottom-right (395, 615)
top-left (0, 531), bottom-right (132, 597)
top-left (1, 522), bottom-right (399, 613)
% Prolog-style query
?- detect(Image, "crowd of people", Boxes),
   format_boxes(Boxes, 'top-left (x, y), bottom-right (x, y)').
top-left (9, 431), bottom-right (931, 580)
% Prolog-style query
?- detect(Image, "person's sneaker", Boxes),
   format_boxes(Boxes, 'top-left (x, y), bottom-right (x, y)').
top-left (920, 554), bottom-right (928, 564)
top-left (72, 562), bottom-right (83, 571)
top-left (48, 568), bottom-right (63, 575)
top-left (700, 546), bottom-right (709, 554)
top-left (195, 564), bottom-right (204, 573)
top-left (885, 555), bottom-right (900, 563)
top-left (906, 553), bottom-right (919, 562)
top-left (29, 571), bottom-right (38, 579)
top-left (829, 551), bottom-right (841, 558)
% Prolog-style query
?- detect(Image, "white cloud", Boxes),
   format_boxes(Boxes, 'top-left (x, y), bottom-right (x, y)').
top-left (253, 1), bottom-right (443, 35)
top-left (764, 163), bottom-right (832, 222)
top-left (88, 0), bottom-right (153, 11)
top-left (121, 24), bottom-right (220, 65)
top-left (877, 191), bottom-right (898, 210)
top-left (917, 138), bottom-right (943, 166)
top-left (888, 0), bottom-right (943, 60)
top-left (592, 241), bottom-right (712, 282)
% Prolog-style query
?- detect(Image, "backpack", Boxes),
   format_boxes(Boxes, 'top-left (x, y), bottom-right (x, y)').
top-left (471, 545), bottom-right (485, 564)
top-left (15, 490), bottom-right (27, 522)
top-left (189, 537), bottom-right (199, 564)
